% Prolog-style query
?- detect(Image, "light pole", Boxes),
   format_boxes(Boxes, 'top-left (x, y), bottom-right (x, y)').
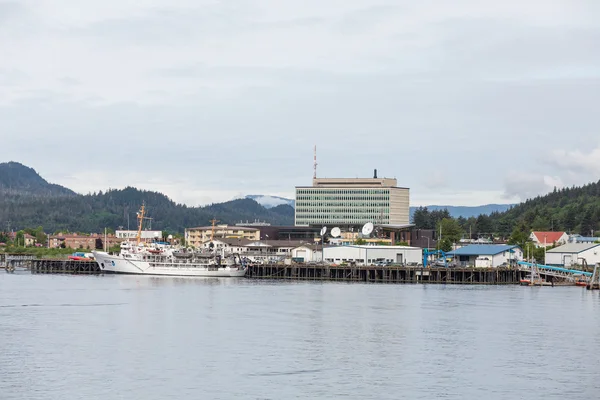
top-left (544, 234), bottom-right (547, 265)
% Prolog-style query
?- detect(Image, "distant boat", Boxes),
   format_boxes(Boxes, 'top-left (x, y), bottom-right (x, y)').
top-left (520, 274), bottom-right (553, 286)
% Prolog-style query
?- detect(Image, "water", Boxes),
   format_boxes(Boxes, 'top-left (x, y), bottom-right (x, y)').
top-left (1, 273), bottom-right (599, 399)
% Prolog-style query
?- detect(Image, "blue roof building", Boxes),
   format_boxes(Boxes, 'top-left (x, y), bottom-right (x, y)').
top-left (447, 244), bottom-right (522, 268)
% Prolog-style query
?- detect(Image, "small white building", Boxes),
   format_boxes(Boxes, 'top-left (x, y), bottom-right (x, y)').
top-left (545, 243), bottom-right (600, 267)
top-left (529, 231), bottom-right (569, 248)
top-left (323, 245), bottom-right (422, 266)
top-left (447, 244), bottom-right (522, 268)
top-left (291, 244), bottom-right (323, 263)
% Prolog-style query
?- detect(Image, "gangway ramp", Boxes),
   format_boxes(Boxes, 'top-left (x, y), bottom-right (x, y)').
top-left (518, 261), bottom-right (592, 282)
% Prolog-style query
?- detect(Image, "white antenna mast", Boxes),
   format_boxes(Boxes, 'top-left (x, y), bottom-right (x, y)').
top-left (313, 145), bottom-right (318, 179)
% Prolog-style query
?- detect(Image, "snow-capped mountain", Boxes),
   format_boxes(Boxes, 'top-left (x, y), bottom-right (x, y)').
top-left (246, 195), bottom-right (295, 209)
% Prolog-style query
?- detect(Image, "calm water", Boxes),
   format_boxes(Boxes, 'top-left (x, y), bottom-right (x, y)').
top-left (1, 273), bottom-right (599, 399)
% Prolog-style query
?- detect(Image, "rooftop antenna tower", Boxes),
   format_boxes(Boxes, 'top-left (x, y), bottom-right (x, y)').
top-left (313, 145), bottom-right (318, 179)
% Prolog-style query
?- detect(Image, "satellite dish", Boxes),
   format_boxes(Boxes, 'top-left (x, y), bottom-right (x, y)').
top-left (361, 222), bottom-right (374, 236)
top-left (320, 226), bottom-right (327, 236)
top-left (331, 227), bottom-right (341, 238)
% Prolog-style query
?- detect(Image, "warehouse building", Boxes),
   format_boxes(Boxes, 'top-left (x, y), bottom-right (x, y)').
top-left (545, 243), bottom-right (600, 267)
top-left (447, 244), bottom-right (522, 268)
top-left (322, 245), bottom-right (422, 266)
top-left (295, 170), bottom-right (410, 228)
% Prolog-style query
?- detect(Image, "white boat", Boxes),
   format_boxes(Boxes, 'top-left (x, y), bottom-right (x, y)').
top-left (92, 204), bottom-right (247, 278)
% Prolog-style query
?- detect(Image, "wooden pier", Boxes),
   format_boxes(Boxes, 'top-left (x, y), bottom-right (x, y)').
top-left (30, 259), bottom-right (100, 274)
top-left (246, 264), bottom-right (524, 284)
top-left (21, 260), bottom-right (546, 285)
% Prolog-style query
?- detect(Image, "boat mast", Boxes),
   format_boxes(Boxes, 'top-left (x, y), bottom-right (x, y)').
top-left (136, 203), bottom-right (145, 245)
top-left (210, 218), bottom-right (219, 242)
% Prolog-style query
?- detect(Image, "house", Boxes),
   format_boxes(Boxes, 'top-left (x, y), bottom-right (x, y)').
top-left (23, 234), bottom-right (36, 247)
top-left (291, 244), bottom-right (323, 263)
top-left (529, 231), bottom-right (569, 248)
top-left (447, 244), bottom-right (522, 268)
top-left (545, 243), bottom-right (600, 267)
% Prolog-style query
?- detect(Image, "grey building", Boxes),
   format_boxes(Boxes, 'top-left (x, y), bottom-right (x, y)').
top-left (295, 171), bottom-right (410, 227)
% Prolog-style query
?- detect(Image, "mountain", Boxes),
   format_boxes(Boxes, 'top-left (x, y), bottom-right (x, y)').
top-left (409, 204), bottom-right (514, 219)
top-left (245, 195), bottom-right (295, 208)
top-left (0, 162), bottom-right (76, 197)
top-left (0, 163), bottom-right (294, 233)
top-left (489, 182), bottom-right (600, 236)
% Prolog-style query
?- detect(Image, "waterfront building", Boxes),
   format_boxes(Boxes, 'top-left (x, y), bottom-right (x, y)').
top-left (295, 171), bottom-right (410, 228)
top-left (545, 243), bottom-right (600, 267)
top-left (323, 245), bottom-right (422, 266)
top-left (291, 244), bottom-right (323, 263)
top-left (185, 225), bottom-right (260, 247)
top-left (447, 244), bottom-right (522, 268)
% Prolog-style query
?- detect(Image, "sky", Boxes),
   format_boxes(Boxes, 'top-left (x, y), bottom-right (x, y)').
top-left (1, 0), bottom-right (599, 207)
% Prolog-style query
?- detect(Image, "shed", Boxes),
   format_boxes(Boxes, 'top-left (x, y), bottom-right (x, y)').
top-left (291, 244), bottom-right (323, 263)
top-left (545, 243), bottom-right (600, 267)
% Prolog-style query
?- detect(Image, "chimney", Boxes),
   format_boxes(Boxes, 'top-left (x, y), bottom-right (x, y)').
top-left (373, 169), bottom-right (378, 179)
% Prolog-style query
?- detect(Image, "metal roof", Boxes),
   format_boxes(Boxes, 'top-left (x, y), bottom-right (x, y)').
top-left (447, 244), bottom-right (519, 256)
top-left (547, 243), bottom-right (600, 254)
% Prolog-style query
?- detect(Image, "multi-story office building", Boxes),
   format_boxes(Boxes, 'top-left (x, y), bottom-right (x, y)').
top-left (295, 172), bottom-right (410, 227)
top-left (184, 225), bottom-right (261, 247)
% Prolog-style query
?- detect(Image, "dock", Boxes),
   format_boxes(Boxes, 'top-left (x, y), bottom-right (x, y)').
top-left (246, 265), bottom-right (524, 284)
top-left (15, 259), bottom-right (575, 285)
top-left (30, 259), bottom-right (100, 274)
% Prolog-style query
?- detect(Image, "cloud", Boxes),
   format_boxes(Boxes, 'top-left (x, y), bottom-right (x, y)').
top-left (503, 172), bottom-right (563, 201)
top-left (1, 0), bottom-right (599, 207)
top-left (548, 146), bottom-right (600, 175)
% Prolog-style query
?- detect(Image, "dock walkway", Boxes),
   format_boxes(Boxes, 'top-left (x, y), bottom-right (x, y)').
top-left (24, 259), bottom-right (530, 284)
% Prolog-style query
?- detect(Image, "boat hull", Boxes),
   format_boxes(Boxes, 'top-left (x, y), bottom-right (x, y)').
top-left (92, 252), bottom-right (247, 277)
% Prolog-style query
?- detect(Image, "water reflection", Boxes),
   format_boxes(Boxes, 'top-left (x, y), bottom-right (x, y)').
top-left (1, 274), bottom-right (599, 400)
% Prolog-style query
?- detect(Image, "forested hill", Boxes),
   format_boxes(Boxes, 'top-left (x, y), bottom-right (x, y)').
top-left (412, 180), bottom-right (600, 237)
top-left (0, 162), bottom-right (294, 233)
top-left (0, 162), bottom-right (75, 197)
top-left (490, 182), bottom-right (600, 235)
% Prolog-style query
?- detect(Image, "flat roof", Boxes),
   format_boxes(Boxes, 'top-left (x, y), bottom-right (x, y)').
top-left (295, 186), bottom-right (409, 190)
top-left (186, 226), bottom-right (259, 231)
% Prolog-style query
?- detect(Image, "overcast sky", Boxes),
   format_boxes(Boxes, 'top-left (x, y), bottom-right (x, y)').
top-left (1, 0), bottom-right (599, 207)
